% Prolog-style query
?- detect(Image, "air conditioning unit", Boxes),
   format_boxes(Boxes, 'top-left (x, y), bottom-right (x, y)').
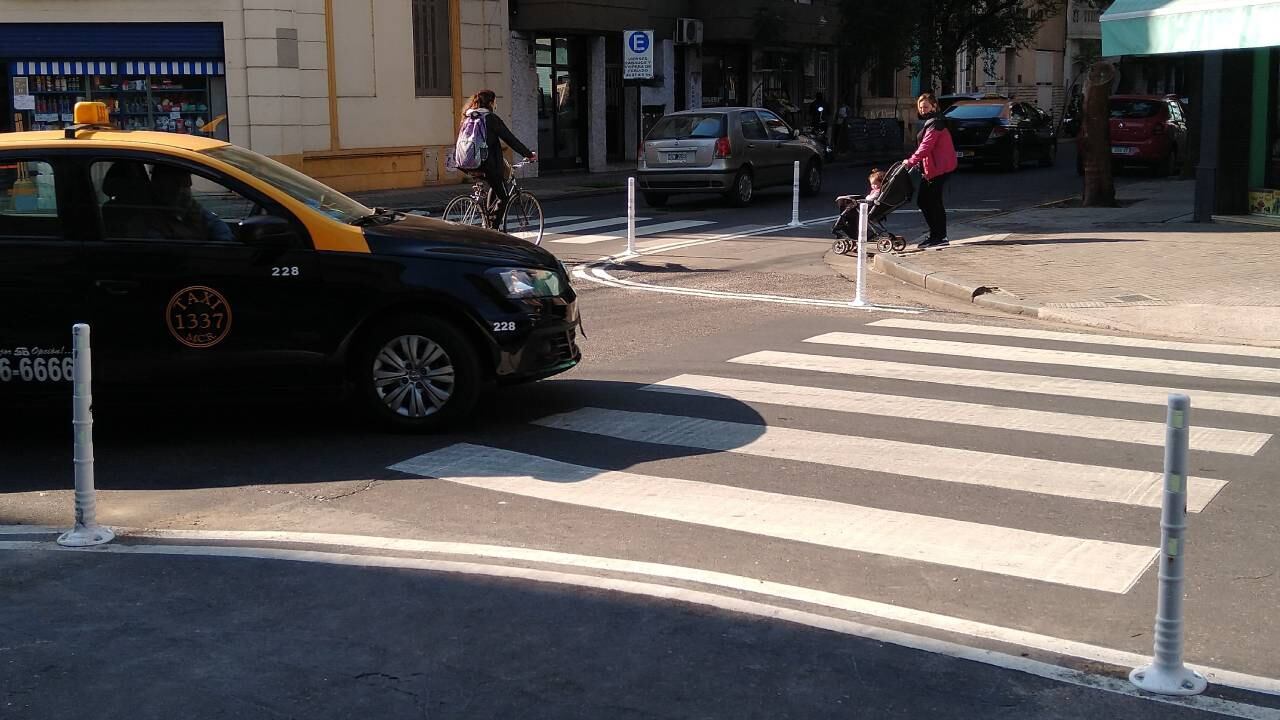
top-left (675, 18), bottom-right (703, 45)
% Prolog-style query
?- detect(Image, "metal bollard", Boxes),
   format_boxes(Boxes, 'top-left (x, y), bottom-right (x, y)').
top-left (626, 176), bottom-right (637, 255)
top-left (1130, 394), bottom-right (1205, 696)
top-left (789, 161), bottom-right (802, 228)
top-left (851, 199), bottom-right (869, 307)
top-left (58, 324), bottom-right (114, 548)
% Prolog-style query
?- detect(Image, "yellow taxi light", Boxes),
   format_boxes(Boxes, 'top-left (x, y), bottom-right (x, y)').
top-left (73, 101), bottom-right (111, 126)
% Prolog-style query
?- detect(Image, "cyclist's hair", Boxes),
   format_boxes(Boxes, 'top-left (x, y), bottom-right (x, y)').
top-left (466, 89), bottom-right (497, 112)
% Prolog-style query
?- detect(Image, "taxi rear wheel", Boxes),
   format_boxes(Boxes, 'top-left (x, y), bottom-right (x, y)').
top-left (354, 315), bottom-right (481, 431)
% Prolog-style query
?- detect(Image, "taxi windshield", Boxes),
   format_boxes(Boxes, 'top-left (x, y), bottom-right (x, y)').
top-left (202, 145), bottom-right (372, 223)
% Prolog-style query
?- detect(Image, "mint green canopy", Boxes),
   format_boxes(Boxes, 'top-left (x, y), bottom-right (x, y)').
top-left (1101, 0), bottom-right (1280, 56)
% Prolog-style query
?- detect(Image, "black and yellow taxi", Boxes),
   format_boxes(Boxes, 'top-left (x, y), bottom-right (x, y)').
top-left (0, 102), bottom-right (580, 430)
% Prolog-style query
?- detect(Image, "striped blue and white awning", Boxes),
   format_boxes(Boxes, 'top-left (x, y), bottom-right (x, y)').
top-left (10, 59), bottom-right (225, 76)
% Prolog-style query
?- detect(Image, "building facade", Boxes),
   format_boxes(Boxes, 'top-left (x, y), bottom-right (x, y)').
top-left (505, 0), bottom-right (840, 175)
top-left (0, 0), bottom-right (510, 193)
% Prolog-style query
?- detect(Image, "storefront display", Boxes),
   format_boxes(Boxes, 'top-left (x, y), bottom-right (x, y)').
top-left (8, 60), bottom-right (225, 135)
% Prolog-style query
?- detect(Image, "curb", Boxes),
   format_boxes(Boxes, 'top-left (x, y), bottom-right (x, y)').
top-left (854, 250), bottom-right (1049, 318)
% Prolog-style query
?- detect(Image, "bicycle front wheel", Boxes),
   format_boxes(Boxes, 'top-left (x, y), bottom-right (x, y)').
top-left (443, 195), bottom-right (488, 228)
top-left (501, 192), bottom-right (545, 245)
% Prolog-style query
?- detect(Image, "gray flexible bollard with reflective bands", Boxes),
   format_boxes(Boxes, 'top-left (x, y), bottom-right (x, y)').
top-left (1130, 394), bottom-right (1205, 695)
top-left (57, 324), bottom-right (114, 548)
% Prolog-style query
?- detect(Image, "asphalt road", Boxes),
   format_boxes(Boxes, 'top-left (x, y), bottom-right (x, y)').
top-left (5, 148), bottom-right (1278, 719)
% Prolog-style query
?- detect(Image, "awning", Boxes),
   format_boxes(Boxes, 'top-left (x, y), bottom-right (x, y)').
top-left (1101, 0), bottom-right (1280, 56)
top-left (9, 60), bottom-right (225, 76)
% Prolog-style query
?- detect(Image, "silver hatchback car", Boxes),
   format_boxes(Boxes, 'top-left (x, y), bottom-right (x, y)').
top-left (637, 108), bottom-right (824, 207)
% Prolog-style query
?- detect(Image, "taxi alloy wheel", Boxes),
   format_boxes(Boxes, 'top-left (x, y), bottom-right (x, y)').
top-left (357, 315), bottom-right (481, 431)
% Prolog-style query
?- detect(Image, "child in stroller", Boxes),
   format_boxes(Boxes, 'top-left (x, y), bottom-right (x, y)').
top-left (831, 161), bottom-right (914, 254)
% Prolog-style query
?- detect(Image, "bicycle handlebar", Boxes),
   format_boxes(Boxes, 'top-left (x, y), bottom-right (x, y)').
top-left (510, 159), bottom-right (537, 169)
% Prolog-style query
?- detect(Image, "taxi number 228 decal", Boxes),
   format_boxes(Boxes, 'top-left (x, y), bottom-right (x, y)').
top-left (0, 356), bottom-right (74, 383)
top-left (272, 266), bottom-right (300, 277)
top-left (493, 321), bottom-right (516, 332)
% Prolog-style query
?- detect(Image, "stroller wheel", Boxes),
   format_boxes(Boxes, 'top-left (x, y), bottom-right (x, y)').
top-left (892, 236), bottom-right (907, 252)
top-left (876, 237), bottom-right (894, 253)
top-left (834, 239), bottom-right (851, 255)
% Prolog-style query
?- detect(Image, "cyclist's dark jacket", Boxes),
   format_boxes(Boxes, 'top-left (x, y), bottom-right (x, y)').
top-left (477, 111), bottom-right (532, 174)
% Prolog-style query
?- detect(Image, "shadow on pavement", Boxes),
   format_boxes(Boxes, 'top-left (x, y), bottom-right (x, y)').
top-left (0, 377), bottom-right (765, 496)
top-left (0, 547), bottom-right (1217, 720)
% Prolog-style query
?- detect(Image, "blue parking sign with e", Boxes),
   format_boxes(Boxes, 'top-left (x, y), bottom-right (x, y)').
top-left (628, 32), bottom-right (649, 53)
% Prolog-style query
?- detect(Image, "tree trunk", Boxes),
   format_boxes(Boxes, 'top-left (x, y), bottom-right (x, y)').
top-left (918, 0), bottom-right (936, 96)
top-left (1081, 61), bottom-right (1116, 207)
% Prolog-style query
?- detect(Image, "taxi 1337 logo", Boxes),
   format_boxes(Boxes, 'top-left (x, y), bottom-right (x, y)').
top-left (167, 286), bottom-right (232, 348)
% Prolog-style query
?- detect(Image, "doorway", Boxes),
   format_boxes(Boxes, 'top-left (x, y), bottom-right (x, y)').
top-left (1, 63), bottom-right (12, 132)
top-left (535, 36), bottom-right (588, 171)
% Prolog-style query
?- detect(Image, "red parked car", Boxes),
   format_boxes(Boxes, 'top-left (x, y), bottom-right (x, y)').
top-left (1077, 95), bottom-right (1189, 176)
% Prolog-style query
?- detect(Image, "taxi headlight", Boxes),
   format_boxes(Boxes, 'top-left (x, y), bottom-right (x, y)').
top-left (489, 268), bottom-right (563, 298)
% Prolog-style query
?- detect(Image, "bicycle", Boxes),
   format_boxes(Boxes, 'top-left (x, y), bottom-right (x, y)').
top-left (441, 160), bottom-right (545, 245)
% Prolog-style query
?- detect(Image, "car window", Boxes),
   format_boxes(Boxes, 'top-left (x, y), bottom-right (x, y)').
top-left (92, 159), bottom-right (257, 243)
top-left (740, 112), bottom-right (768, 141)
top-left (647, 113), bottom-right (726, 140)
top-left (202, 145), bottom-right (370, 224)
top-left (945, 104), bottom-right (1005, 119)
top-left (757, 110), bottom-right (792, 141)
top-left (1110, 100), bottom-right (1160, 118)
top-left (0, 159), bottom-right (61, 240)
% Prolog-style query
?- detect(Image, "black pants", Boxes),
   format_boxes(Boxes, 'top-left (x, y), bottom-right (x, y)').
top-left (917, 171), bottom-right (951, 241)
top-left (482, 164), bottom-right (511, 223)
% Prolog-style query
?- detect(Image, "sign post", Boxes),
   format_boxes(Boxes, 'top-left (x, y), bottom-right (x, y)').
top-left (624, 30), bottom-right (655, 162)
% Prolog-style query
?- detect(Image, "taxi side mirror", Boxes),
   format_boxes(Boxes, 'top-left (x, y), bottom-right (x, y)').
top-left (238, 214), bottom-right (297, 247)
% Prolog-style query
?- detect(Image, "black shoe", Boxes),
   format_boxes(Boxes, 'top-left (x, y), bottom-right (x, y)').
top-left (919, 236), bottom-right (949, 249)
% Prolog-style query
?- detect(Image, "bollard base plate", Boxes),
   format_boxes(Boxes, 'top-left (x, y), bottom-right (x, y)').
top-left (57, 524), bottom-right (115, 548)
top-left (1129, 664), bottom-right (1207, 696)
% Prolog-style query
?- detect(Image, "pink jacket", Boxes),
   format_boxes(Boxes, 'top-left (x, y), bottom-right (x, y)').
top-left (906, 119), bottom-right (958, 180)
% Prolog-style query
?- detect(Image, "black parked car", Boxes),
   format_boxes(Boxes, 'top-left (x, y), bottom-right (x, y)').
top-left (945, 100), bottom-right (1058, 171)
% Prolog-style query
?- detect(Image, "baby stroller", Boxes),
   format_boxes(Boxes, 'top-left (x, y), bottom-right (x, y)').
top-left (832, 160), bottom-right (914, 254)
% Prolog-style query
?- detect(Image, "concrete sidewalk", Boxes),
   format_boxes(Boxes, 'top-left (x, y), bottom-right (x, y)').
top-left (841, 178), bottom-right (1280, 346)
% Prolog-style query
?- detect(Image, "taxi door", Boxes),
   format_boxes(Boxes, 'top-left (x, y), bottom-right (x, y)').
top-left (80, 154), bottom-right (330, 392)
top-left (0, 151), bottom-right (88, 397)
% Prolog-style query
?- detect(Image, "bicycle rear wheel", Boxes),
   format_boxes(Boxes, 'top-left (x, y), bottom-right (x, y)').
top-left (501, 191), bottom-right (545, 245)
top-left (443, 195), bottom-right (488, 228)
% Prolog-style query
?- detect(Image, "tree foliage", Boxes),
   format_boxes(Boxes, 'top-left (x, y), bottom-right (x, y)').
top-left (837, 0), bottom-right (1066, 94)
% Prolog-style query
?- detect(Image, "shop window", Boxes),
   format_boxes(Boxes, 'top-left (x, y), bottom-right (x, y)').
top-left (0, 160), bottom-right (61, 239)
top-left (91, 160), bottom-right (255, 243)
top-left (412, 0), bottom-right (453, 97)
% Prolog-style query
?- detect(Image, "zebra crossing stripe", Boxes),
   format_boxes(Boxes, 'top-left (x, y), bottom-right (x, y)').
top-left (539, 216), bottom-right (590, 226)
top-left (389, 443), bottom-right (1158, 592)
top-left (805, 332), bottom-right (1280, 385)
top-left (642, 374), bottom-right (1270, 456)
top-left (542, 217), bottom-right (646, 235)
top-left (552, 220), bottom-right (716, 245)
top-left (531, 408), bottom-right (1227, 511)
top-left (729, 351), bottom-right (1280, 418)
top-left (868, 319), bottom-right (1280, 360)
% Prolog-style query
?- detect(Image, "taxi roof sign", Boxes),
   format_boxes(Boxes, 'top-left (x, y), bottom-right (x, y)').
top-left (73, 101), bottom-right (110, 126)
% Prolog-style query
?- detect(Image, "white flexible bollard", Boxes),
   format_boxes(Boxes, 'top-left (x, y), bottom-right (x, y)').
top-left (789, 161), bottom-right (802, 228)
top-left (58, 324), bottom-right (114, 548)
top-left (627, 177), bottom-right (637, 255)
top-left (1130, 394), bottom-right (1206, 696)
top-left (851, 199), bottom-right (869, 307)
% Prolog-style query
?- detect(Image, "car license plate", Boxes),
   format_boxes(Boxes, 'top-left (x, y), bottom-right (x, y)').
top-left (666, 153), bottom-right (688, 163)
top-left (1111, 146), bottom-right (1135, 155)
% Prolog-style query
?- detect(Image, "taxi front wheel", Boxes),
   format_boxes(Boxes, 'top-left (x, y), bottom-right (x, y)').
top-left (354, 315), bottom-right (482, 431)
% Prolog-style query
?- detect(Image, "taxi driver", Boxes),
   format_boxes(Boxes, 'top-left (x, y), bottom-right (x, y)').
top-left (130, 164), bottom-right (234, 243)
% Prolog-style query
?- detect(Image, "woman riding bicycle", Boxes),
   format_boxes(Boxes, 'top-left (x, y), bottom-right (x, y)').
top-left (460, 90), bottom-right (536, 221)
